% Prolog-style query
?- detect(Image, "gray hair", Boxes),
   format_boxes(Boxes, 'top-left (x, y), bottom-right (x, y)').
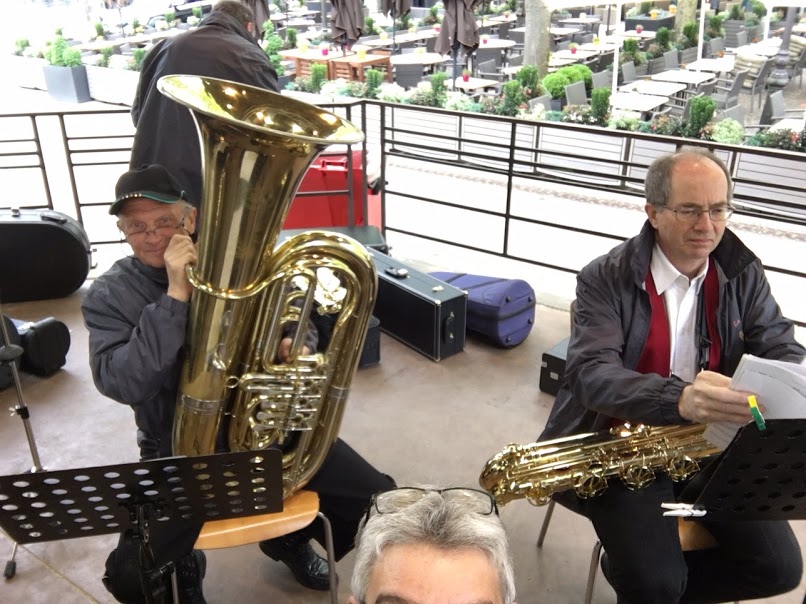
top-left (644, 147), bottom-right (733, 207)
top-left (212, 0), bottom-right (255, 27)
top-left (351, 487), bottom-right (516, 604)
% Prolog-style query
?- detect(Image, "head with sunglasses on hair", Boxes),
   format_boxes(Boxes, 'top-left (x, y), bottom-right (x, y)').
top-left (348, 486), bottom-right (517, 604)
top-left (538, 147), bottom-right (805, 603)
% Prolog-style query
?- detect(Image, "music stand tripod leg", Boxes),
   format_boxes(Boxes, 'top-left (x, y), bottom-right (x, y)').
top-left (0, 303), bottom-right (45, 474)
top-left (4, 542), bottom-right (17, 579)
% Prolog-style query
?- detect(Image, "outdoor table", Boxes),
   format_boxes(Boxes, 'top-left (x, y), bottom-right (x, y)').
top-left (511, 26), bottom-right (580, 37)
top-left (610, 91), bottom-right (669, 118)
top-left (553, 48), bottom-right (597, 60)
top-left (454, 77), bottom-right (501, 92)
top-left (477, 38), bottom-right (516, 49)
top-left (485, 14), bottom-right (518, 24)
top-left (558, 16), bottom-right (601, 32)
top-left (685, 57), bottom-right (735, 73)
top-left (328, 52), bottom-right (392, 82)
top-left (651, 69), bottom-right (716, 86)
top-left (620, 80), bottom-right (686, 97)
top-left (579, 42), bottom-right (618, 53)
top-left (607, 30), bottom-right (656, 41)
top-left (74, 39), bottom-right (126, 52)
top-left (390, 52), bottom-right (446, 67)
top-left (548, 56), bottom-right (581, 68)
top-left (768, 117), bottom-right (806, 132)
top-left (362, 30), bottom-right (438, 48)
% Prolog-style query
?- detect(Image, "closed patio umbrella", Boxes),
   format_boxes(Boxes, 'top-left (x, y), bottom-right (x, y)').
top-left (331, 0), bottom-right (365, 50)
top-left (436, 0), bottom-right (481, 88)
top-left (381, 0), bottom-right (412, 52)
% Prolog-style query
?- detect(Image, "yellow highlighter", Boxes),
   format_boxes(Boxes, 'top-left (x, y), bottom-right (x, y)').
top-left (748, 395), bottom-right (766, 431)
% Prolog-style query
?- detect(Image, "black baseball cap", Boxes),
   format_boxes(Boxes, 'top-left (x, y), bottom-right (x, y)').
top-left (109, 164), bottom-right (187, 215)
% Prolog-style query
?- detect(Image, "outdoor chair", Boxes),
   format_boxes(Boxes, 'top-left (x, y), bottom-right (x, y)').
top-left (478, 59), bottom-right (505, 82)
top-left (621, 60), bottom-right (639, 84)
top-left (591, 70), bottom-right (612, 89)
top-left (425, 36), bottom-right (437, 53)
top-left (663, 49), bottom-right (680, 70)
top-left (508, 54), bottom-right (524, 68)
top-left (497, 22), bottom-right (510, 39)
top-left (711, 69), bottom-right (747, 110)
top-left (528, 94), bottom-right (552, 111)
top-left (510, 29), bottom-right (525, 53)
top-left (708, 37), bottom-right (725, 57)
top-left (196, 490), bottom-right (338, 604)
top-left (791, 47), bottom-right (806, 88)
top-left (582, 55), bottom-right (601, 71)
top-left (727, 30), bottom-right (748, 53)
top-left (394, 63), bottom-right (426, 89)
top-left (739, 58), bottom-right (772, 112)
top-left (581, 33), bottom-right (594, 44)
top-left (667, 91), bottom-right (703, 119)
top-left (556, 40), bottom-right (570, 51)
top-left (564, 80), bottom-right (589, 106)
top-left (475, 46), bottom-right (503, 68)
top-left (723, 104), bottom-right (745, 124)
top-left (598, 51), bottom-right (615, 70)
top-left (756, 90), bottom-right (803, 126)
top-left (536, 499), bottom-right (741, 604)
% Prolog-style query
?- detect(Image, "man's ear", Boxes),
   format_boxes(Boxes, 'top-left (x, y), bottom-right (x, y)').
top-left (246, 21), bottom-right (255, 36)
top-left (184, 207), bottom-right (198, 235)
top-left (645, 203), bottom-right (660, 229)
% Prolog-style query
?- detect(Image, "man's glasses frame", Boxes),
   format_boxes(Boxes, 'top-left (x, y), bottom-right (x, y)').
top-left (120, 207), bottom-right (191, 242)
top-left (656, 204), bottom-right (735, 223)
top-left (364, 487), bottom-right (498, 524)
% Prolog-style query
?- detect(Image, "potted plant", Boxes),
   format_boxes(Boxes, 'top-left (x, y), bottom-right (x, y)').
top-left (541, 71), bottom-right (571, 110)
top-left (43, 36), bottom-right (91, 103)
top-left (569, 42), bottom-right (578, 54)
top-left (461, 68), bottom-right (471, 82)
top-left (723, 5), bottom-right (747, 48)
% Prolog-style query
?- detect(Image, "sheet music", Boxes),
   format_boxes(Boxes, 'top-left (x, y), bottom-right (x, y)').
top-left (702, 354), bottom-right (806, 450)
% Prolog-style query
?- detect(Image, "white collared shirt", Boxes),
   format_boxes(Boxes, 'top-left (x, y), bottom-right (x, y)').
top-left (648, 244), bottom-right (709, 382)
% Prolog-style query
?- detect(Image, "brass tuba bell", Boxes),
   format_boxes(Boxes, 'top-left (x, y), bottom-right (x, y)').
top-left (158, 75), bottom-right (377, 497)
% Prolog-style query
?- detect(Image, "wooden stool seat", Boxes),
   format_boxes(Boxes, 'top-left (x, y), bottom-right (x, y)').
top-left (195, 490), bottom-right (319, 550)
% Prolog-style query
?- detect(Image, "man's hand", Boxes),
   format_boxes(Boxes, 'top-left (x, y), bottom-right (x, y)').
top-left (278, 337), bottom-right (312, 363)
top-left (164, 233), bottom-right (197, 302)
top-left (678, 371), bottom-right (756, 424)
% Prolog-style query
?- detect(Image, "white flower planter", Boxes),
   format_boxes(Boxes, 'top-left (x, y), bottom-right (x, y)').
top-left (85, 65), bottom-right (140, 106)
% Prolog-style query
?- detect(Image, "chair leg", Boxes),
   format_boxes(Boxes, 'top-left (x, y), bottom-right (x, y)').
top-left (584, 540), bottom-right (603, 604)
top-left (536, 499), bottom-right (556, 548)
top-left (317, 512), bottom-right (338, 604)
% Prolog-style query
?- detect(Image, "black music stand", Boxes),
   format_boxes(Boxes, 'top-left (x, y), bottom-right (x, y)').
top-left (680, 419), bottom-right (806, 521)
top-left (0, 449), bottom-right (282, 602)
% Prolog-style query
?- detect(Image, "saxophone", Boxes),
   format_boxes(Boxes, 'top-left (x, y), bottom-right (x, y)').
top-left (157, 75), bottom-right (377, 497)
top-left (479, 423), bottom-right (721, 506)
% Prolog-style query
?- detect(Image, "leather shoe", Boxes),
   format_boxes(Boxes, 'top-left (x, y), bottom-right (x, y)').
top-left (259, 533), bottom-right (335, 591)
top-left (175, 550), bottom-right (207, 604)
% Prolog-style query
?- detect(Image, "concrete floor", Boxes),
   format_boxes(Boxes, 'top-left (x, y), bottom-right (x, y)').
top-left (2, 80), bottom-right (806, 603)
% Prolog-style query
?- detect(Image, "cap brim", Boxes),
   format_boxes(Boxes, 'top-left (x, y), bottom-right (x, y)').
top-left (109, 191), bottom-right (184, 215)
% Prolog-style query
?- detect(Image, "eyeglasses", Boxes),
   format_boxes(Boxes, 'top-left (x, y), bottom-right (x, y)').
top-left (121, 211), bottom-right (189, 242)
top-left (657, 204), bottom-right (734, 223)
top-left (365, 487), bottom-right (498, 523)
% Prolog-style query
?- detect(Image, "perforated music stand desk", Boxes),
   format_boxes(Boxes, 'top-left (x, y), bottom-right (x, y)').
top-left (681, 419), bottom-right (806, 520)
top-left (0, 449), bottom-right (282, 599)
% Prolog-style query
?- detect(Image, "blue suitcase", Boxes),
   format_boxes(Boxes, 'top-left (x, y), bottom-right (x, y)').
top-left (430, 272), bottom-right (535, 347)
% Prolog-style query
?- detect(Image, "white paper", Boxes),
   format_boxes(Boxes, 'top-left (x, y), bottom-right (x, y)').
top-left (702, 354), bottom-right (806, 450)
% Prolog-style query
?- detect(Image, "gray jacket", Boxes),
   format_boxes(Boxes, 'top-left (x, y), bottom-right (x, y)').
top-left (82, 256), bottom-right (317, 459)
top-left (540, 221), bottom-right (805, 441)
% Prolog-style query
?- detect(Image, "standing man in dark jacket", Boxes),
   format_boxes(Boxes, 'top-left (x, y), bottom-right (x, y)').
top-left (540, 148), bottom-right (805, 604)
top-left (82, 164), bottom-right (394, 602)
top-left (130, 0), bottom-right (277, 212)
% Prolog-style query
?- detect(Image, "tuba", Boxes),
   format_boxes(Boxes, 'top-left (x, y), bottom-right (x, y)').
top-left (158, 75), bottom-right (377, 497)
top-left (479, 423), bottom-right (720, 506)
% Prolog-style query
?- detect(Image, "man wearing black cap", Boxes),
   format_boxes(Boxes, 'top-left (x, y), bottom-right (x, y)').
top-left (82, 164), bottom-right (395, 602)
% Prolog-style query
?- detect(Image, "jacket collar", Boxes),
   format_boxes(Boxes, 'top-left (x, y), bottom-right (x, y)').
top-left (131, 256), bottom-right (169, 286)
top-left (198, 10), bottom-right (258, 47)
top-left (629, 220), bottom-right (757, 286)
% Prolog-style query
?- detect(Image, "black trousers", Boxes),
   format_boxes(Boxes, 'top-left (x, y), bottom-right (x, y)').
top-left (582, 475), bottom-right (803, 604)
top-left (103, 438), bottom-right (394, 602)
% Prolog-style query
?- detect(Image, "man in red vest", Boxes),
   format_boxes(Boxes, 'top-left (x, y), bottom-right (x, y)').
top-left (540, 147), bottom-right (804, 603)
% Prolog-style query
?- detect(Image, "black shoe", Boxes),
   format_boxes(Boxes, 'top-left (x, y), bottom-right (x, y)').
top-left (259, 534), bottom-right (335, 591)
top-left (175, 550), bottom-right (207, 604)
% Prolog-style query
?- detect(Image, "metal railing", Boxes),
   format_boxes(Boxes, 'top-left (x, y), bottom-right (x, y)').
top-left (1, 99), bottom-right (804, 326)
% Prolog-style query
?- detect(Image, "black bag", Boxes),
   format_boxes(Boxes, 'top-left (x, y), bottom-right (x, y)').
top-left (0, 209), bottom-right (92, 302)
top-left (430, 272), bottom-right (536, 347)
top-left (11, 317), bottom-right (71, 376)
top-left (369, 250), bottom-right (467, 362)
top-left (540, 337), bottom-right (570, 396)
top-left (0, 315), bottom-right (22, 391)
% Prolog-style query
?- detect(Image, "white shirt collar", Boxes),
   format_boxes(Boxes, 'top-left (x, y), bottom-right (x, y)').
top-left (650, 243), bottom-right (709, 294)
